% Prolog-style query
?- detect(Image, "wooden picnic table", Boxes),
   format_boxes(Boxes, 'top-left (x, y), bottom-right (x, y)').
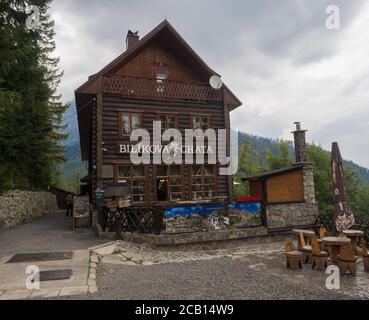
top-left (342, 230), bottom-right (364, 254)
top-left (292, 229), bottom-right (316, 250)
top-left (322, 237), bottom-right (351, 263)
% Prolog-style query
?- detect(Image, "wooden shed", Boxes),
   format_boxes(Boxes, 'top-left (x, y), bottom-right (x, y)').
top-left (243, 163), bottom-right (306, 205)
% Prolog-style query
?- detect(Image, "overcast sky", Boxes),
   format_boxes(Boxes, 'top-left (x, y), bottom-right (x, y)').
top-left (51, 0), bottom-right (369, 168)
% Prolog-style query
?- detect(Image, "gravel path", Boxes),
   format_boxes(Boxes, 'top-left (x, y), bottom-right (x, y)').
top-left (0, 211), bottom-right (106, 257)
top-left (87, 257), bottom-right (353, 300)
top-left (0, 213), bottom-right (362, 300)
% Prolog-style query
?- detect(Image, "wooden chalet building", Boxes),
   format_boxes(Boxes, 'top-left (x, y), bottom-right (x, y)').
top-left (75, 20), bottom-right (242, 206)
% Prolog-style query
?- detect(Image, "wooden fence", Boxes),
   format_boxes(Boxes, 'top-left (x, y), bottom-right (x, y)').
top-left (315, 215), bottom-right (369, 245)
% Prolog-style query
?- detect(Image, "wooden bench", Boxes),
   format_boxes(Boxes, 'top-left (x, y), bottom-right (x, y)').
top-left (361, 240), bottom-right (369, 272)
top-left (311, 236), bottom-right (329, 271)
top-left (299, 232), bottom-right (312, 264)
top-left (292, 229), bottom-right (315, 250)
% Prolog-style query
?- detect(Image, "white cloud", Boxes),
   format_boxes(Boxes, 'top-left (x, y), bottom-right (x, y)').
top-left (50, 0), bottom-right (369, 168)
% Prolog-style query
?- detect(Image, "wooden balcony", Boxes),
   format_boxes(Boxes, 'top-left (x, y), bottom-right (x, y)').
top-left (102, 77), bottom-right (223, 103)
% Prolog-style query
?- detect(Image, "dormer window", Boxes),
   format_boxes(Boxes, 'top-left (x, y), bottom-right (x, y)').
top-left (156, 73), bottom-right (167, 82)
top-left (156, 73), bottom-right (167, 93)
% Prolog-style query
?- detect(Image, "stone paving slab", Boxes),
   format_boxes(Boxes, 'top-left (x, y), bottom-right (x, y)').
top-left (0, 250), bottom-right (90, 299)
top-left (59, 286), bottom-right (89, 297)
top-left (0, 250), bottom-right (89, 291)
top-left (30, 288), bottom-right (61, 299)
top-left (0, 289), bottom-right (32, 300)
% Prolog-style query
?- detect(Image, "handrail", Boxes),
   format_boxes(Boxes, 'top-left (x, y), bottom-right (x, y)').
top-left (102, 76), bottom-right (223, 103)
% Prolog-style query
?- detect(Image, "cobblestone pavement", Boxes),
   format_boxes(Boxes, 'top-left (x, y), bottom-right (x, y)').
top-left (60, 240), bottom-right (369, 300)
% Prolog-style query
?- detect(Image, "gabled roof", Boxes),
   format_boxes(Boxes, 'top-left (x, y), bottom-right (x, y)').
top-left (75, 20), bottom-right (242, 108)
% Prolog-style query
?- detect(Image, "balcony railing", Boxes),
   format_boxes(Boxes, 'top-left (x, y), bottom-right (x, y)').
top-left (102, 77), bottom-right (223, 103)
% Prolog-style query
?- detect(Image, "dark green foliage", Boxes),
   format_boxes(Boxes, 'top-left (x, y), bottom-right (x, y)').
top-left (0, 1), bottom-right (67, 192)
top-left (307, 144), bottom-right (369, 220)
top-left (236, 140), bottom-right (369, 220)
top-left (306, 144), bottom-right (334, 216)
top-left (53, 167), bottom-right (85, 194)
top-left (234, 143), bottom-right (265, 197)
top-left (266, 139), bottom-right (294, 170)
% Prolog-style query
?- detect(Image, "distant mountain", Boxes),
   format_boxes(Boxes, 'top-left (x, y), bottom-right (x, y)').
top-left (59, 101), bottom-right (87, 178)
top-left (342, 160), bottom-right (369, 185)
top-left (62, 100), bottom-right (80, 146)
top-left (58, 100), bottom-right (369, 185)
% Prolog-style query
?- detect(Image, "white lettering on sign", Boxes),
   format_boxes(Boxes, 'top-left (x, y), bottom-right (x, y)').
top-left (117, 121), bottom-right (238, 176)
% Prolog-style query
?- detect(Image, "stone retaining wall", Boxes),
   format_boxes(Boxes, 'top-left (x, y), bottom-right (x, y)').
top-left (0, 190), bottom-right (58, 229)
top-left (266, 203), bottom-right (319, 229)
top-left (118, 226), bottom-right (269, 247)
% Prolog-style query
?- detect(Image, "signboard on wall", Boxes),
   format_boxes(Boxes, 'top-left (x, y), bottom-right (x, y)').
top-left (164, 202), bottom-right (262, 234)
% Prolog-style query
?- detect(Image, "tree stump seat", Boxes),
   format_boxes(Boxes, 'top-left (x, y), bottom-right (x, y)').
top-left (338, 244), bottom-right (357, 276)
top-left (285, 240), bottom-right (303, 270)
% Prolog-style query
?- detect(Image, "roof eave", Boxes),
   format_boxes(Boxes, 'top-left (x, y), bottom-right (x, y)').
top-left (241, 163), bottom-right (306, 181)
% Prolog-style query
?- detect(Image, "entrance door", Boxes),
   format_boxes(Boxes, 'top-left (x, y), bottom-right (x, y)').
top-left (156, 179), bottom-right (169, 201)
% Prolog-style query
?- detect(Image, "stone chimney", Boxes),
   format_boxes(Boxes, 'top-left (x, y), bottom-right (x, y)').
top-left (292, 122), bottom-right (307, 163)
top-left (126, 30), bottom-right (139, 50)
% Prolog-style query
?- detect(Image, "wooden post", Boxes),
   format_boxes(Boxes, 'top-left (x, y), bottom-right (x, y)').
top-left (223, 101), bottom-right (233, 202)
top-left (96, 93), bottom-right (103, 188)
top-left (261, 180), bottom-right (268, 227)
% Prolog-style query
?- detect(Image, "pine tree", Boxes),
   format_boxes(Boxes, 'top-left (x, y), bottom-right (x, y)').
top-left (266, 139), bottom-right (294, 170)
top-left (234, 143), bottom-right (264, 197)
top-left (0, 0), bottom-right (67, 192)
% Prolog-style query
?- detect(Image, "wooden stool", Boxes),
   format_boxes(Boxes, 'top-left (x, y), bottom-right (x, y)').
top-left (285, 239), bottom-right (303, 270)
top-left (337, 244), bottom-right (356, 276)
top-left (311, 236), bottom-right (329, 271)
top-left (299, 233), bottom-right (312, 264)
top-left (361, 240), bottom-right (369, 272)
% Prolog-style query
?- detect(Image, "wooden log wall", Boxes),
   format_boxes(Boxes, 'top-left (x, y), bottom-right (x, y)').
top-left (93, 94), bottom-right (231, 202)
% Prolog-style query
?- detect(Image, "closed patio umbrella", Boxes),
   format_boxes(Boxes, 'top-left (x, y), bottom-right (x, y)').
top-left (331, 142), bottom-right (354, 232)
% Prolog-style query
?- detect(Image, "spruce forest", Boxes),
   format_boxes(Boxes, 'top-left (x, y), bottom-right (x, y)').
top-left (0, 0), bottom-right (67, 192)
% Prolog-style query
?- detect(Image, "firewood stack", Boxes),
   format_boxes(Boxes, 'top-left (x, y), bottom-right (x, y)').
top-left (117, 195), bottom-right (132, 209)
top-left (105, 196), bottom-right (132, 211)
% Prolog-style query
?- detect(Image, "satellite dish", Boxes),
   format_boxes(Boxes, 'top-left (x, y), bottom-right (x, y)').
top-left (209, 75), bottom-right (223, 90)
